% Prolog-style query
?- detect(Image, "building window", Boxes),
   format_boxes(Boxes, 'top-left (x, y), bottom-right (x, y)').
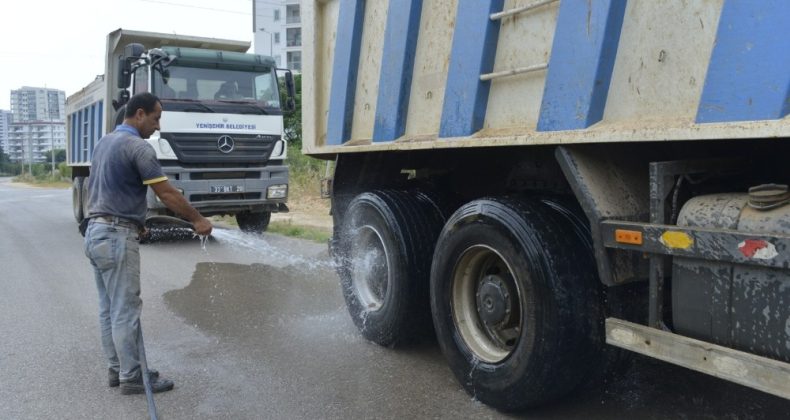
top-left (274, 55), bottom-right (282, 67)
top-left (274, 9), bottom-right (280, 21)
top-left (274, 32), bottom-right (280, 44)
top-left (286, 4), bottom-right (300, 24)
top-left (287, 28), bottom-right (301, 47)
top-left (287, 51), bottom-right (302, 72)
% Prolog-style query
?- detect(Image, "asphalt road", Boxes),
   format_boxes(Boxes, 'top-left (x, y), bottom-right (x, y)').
top-left (1, 177), bottom-right (788, 420)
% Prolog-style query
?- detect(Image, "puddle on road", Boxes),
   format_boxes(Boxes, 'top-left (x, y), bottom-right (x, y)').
top-left (164, 262), bottom-right (343, 341)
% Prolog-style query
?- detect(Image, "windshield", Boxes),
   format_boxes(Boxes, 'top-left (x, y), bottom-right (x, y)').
top-left (152, 65), bottom-right (281, 110)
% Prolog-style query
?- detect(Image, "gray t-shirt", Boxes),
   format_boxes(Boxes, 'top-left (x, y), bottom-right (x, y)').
top-left (86, 125), bottom-right (167, 227)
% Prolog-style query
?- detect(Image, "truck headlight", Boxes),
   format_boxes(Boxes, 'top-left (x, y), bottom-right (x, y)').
top-left (270, 140), bottom-right (286, 159)
top-left (267, 184), bottom-right (288, 199)
top-left (158, 138), bottom-right (176, 159)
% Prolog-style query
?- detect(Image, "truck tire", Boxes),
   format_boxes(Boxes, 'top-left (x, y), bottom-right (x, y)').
top-left (430, 197), bottom-right (604, 411)
top-left (72, 177), bottom-right (85, 223)
top-left (236, 211), bottom-right (271, 233)
top-left (336, 190), bottom-right (446, 347)
top-left (81, 177), bottom-right (90, 220)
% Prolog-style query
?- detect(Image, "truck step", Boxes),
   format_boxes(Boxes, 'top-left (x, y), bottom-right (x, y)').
top-left (605, 318), bottom-right (790, 400)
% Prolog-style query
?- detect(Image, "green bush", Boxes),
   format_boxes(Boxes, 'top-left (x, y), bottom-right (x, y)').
top-left (287, 142), bottom-right (326, 194)
top-left (58, 162), bottom-right (72, 179)
top-left (11, 162), bottom-right (71, 184)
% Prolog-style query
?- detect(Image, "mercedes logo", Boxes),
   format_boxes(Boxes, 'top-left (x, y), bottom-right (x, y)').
top-left (217, 135), bottom-right (235, 153)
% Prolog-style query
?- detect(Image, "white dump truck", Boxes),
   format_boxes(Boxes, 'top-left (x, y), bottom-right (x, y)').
top-left (67, 28), bottom-right (295, 232)
top-left (302, 0), bottom-right (790, 411)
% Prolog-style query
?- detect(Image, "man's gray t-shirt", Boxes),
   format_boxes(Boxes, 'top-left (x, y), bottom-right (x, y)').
top-left (86, 125), bottom-right (167, 227)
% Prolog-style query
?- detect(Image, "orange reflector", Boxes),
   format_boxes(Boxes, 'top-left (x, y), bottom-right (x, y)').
top-left (615, 229), bottom-right (643, 245)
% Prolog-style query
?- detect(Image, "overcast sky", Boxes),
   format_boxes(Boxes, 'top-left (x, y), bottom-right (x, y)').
top-left (0, 0), bottom-right (272, 110)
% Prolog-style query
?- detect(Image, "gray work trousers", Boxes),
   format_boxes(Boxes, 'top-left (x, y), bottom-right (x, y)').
top-left (83, 220), bottom-right (143, 381)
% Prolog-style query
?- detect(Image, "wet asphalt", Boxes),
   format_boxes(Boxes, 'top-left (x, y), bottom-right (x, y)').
top-left (1, 177), bottom-right (789, 419)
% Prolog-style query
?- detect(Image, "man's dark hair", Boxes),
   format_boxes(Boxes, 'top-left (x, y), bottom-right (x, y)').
top-left (124, 93), bottom-right (162, 118)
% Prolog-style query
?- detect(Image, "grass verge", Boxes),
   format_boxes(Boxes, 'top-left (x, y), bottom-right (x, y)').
top-left (12, 172), bottom-right (71, 189)
top-left (268, 221), bottom-right (332, 243)
top-left (211, 215), bottom-right (331, 243)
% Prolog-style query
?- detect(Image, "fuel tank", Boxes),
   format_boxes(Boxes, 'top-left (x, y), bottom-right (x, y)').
top-left (672, 191), bottom-right (790, 362)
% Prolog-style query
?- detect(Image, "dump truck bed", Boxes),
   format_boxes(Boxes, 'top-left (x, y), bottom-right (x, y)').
top-left (302, 0), bottom-right (789, 157)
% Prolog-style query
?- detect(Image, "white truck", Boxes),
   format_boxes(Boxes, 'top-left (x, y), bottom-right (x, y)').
top-left (67, 28), bottom-right (295, 232)
top-left (302, 0), bottom-right (790, 411)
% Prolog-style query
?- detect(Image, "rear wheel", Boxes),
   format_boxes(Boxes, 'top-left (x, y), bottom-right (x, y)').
top-left (236, 211), bottom-right (271, 233)
top-left (72, 177), bottom-right (84, 222)
top-left (81, 177), bottom-right (90, 220)
top-left (430, 197), bottom-right (604, 411)
top-left (336, 190), bottom-right (445, 347)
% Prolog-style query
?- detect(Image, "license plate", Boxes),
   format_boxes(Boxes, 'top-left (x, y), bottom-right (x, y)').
top-left (210, 185), bottom-right (244, 193)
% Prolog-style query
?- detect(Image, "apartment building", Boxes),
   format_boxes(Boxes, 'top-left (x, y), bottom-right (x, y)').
top-left (6, 121), bottom-right (66, 163)
top-left (0, 110), bottom-right (11, 154)
top-left (7, 86), bottom-right (66, 163)
top-left (252, 0), bottom-right (302, 72)
top-left (10, 86), bottom-right (65, 123)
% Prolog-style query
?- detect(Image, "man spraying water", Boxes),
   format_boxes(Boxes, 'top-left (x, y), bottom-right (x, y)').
top-left (82, 92), bottom-right (212, 398)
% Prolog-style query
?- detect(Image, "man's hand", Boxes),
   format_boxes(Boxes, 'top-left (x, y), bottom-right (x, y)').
top-left (150, 180), bottom-right (213, 236)
top-left (193, 216), bottom-right (213, 236)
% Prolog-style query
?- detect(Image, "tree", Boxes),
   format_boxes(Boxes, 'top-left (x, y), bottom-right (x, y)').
top-left (42, 148), bottom-right (67, 164)
top-left (0, 149), bottom-right (21, 176)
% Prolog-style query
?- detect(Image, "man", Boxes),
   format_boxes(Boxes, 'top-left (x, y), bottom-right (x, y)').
top-left (83, 92), bottom-right (212, 394)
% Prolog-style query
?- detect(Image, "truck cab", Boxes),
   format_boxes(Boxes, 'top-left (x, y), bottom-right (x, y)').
top-left (68, 29), bottom-right (295, 233)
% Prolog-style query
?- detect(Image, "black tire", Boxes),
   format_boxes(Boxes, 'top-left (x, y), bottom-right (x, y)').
top-left (336, 190), bottom-right (446, 347)
top-left (236, 211), bottom-right (271, 233)
top-left (81, 177), bottom-right (90, 220)
top-left (430, 197), bottom-right (604, 411)
top-left (72, 177), bottom-right (84, 223)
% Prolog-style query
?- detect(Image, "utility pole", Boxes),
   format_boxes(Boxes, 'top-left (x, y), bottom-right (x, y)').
top-left (259, 27), bottom-right (273, 57)
top-left (27, 127), bottom-right (32, 176)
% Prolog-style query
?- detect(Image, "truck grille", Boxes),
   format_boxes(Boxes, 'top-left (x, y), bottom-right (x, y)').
top-left (161, 133), bottom-right (279, 164)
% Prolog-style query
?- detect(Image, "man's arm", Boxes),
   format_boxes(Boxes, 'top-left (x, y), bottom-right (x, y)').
top-left (149, 180), bottom-right (213, 235)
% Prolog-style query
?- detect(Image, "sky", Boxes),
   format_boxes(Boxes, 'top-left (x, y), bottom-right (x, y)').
top-left (0, 0), bottom-right (274, 110)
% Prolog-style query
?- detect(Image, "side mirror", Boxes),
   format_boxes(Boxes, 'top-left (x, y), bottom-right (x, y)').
top-left (117, 43), bottom-right (145, 89)
top-left (123, 43), bottom-right (146, 59)
top-left (282, 69), bottom-right (296, 112)
top-left (117, 56), bottom-right (132, 89)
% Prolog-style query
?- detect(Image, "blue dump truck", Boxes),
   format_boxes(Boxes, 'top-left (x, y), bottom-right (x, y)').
top-left (301, 0), bottom-right (790, 411)
top-left (67, 29), bottom-right (295, 233)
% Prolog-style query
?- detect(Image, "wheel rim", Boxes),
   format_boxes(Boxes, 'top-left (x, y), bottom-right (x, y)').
top-left (349, 225), bottom-right (390, 311)
top-left (452, 245), bottom-right (523, 363)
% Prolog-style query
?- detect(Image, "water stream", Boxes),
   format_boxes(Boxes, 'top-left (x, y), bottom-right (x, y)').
top-left (208, 228), bottom-right (336, 271)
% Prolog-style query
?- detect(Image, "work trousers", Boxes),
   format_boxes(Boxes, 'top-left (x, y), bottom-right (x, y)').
top-left (83, 220), bottom-right (143, 381)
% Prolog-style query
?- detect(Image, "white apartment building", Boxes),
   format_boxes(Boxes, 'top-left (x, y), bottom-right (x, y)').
top-left (252, 0), bottom-right (302, 72)
top-left (0, 110), bottom-right (11, 154)
top-left (7, 86), bottom-right (67, 162)
top-left (10, 87), bottom-right (66, 123)
top-left (6, 121), bottom-right (66, 163)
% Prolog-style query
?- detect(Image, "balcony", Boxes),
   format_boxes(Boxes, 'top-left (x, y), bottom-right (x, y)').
top-left (286, 28), bottom-right (302, 47)
top-left (286, 4), bottom-right (300, 25)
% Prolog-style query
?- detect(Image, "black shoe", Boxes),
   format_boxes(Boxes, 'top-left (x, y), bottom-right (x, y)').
top-left (109, 368), bottom-right (159, 387)
top-left (117, 372), bottom-right (171, 395)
